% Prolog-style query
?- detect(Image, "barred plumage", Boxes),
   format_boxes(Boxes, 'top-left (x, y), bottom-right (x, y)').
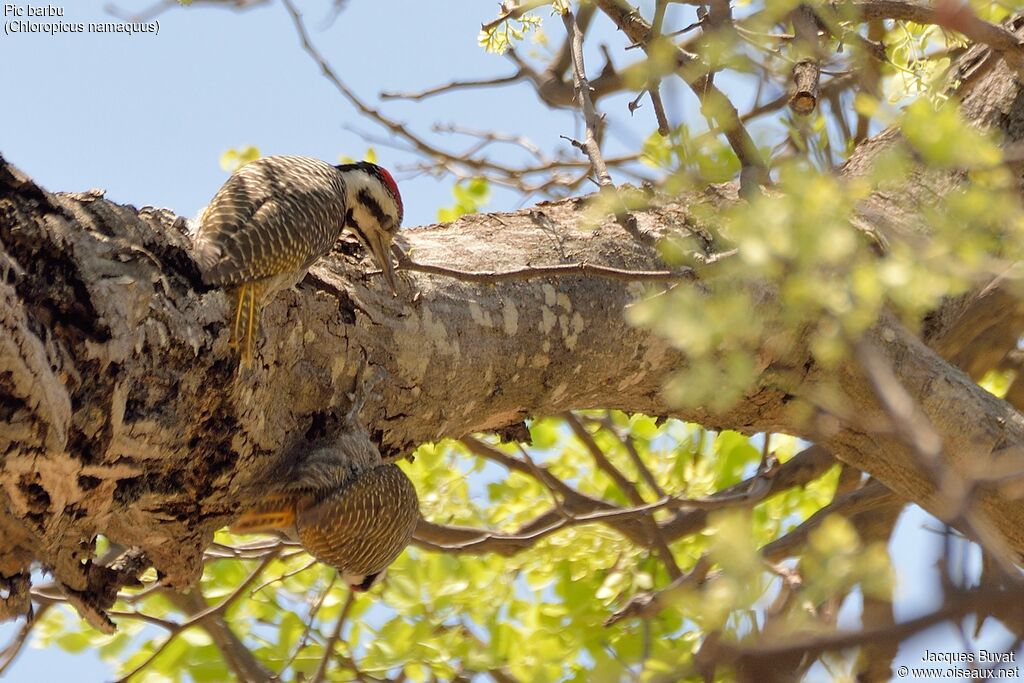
top-left (232, 463), bottom-right (419, 592)
top-left (194, 155), bottom-right (403, 367)
top-left (298, 465), bottom-right (419, 581)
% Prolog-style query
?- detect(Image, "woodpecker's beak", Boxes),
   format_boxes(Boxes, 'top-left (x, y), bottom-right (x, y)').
top-left (367, 232), bottom-right (398, 295)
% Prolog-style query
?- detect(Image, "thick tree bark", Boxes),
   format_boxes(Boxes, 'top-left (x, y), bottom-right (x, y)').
top-left (3, 49), bottom-right (1024, 626)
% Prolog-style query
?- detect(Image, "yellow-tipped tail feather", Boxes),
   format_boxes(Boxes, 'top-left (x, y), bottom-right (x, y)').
top-left (228, 282), bottom-right (266, 368)
top-left (231, 494), bottom-right (298, 534)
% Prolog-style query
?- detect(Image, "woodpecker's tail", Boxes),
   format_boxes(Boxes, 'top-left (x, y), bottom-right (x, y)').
top-left (231, 494), bottom-right (298, 534)
top-left (228, 282), bottom-right (267, 368)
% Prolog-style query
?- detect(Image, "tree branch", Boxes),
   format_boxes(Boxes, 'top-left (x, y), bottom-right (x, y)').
top-left (561, 8), bottom-right (614, 188)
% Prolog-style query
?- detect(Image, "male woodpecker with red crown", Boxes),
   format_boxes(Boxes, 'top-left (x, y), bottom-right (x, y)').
top-left (193, 155), bottom-right (403, 367)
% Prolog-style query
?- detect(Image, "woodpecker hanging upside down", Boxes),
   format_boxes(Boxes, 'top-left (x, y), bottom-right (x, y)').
top-left (231, 368), bottom-right (420, 592)
top-left (193, 155), bottom-right (403, 367)
top-left (232, 455), bottom-right (419, 592)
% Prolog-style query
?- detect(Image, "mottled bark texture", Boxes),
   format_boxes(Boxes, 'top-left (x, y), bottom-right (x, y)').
top-left (4, 53), bottom-right (1024, 627)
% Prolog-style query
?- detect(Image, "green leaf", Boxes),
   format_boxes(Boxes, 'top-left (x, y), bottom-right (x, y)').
top-left (55, 631), bottom-right (94, 654)
top-left (437, 178), bottom-right (491, 222)
top-left (218, 145), bottom-right (261, 173)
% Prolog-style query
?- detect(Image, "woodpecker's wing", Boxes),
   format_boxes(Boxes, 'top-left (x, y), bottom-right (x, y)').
top-left (194, 156), bottom-right (347, 286)
top-left (297, 465), bottom-right (419, 576)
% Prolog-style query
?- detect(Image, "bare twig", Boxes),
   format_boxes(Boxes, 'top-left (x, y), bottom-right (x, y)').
top-left (395, 251), bottom-right (693, 284)
top-left (249, 557), bottom-right (318, 596)
top-left (311, 590), bottom-right (356, 683)
top-left (277, 574), bottom-right (337, 675)
top-left (113, 555), bottom-right (276, 683)
top-left (561, 8), bottom-right (614, 187)
top-left (0, 604), bottom-right (49, 675)
top-left (713, 584), bottom-right (1024, 666)
top-left (647, 0), bottom-right (672, 135)
top-left (760, 479), bottom-right (899, 561)
top-left (280, 0), bottom-right (598, 196)
top-left (381, 72), bottom-right (524, 101)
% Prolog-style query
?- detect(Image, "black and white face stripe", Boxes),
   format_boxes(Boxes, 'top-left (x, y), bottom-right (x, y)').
top-left (357, 188), bottom-right (389, 229)
top-left (335, 163), bottom-right (402, 229)
top-left (333, 162), bottom-right (402, 292)
top-left (335, 166), bottom-right (401, 236)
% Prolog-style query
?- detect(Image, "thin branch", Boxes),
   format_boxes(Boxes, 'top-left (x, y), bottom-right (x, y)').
top-left (563, 412), bottom-right (647, 503)
top-left (311, 590), bottom-right (355, 683)
top-left (594, 412), bottom-right (667, 498)
top-left (416, 453), bottom-right (793, 555)
top-left (714, 584), bottom-right (1024, 666)
top-left (516, 443), bottom-right (572, 519)
top-left (249, 557), bottom-right (318, 596)
top-left (432, 123), bottom-right (550, 163)
top-left (563, 412), bottom-right (682, 578)
top-left (607, 479), bottom-right (902, 628)
top-left (280, 0), bottom-right (588, 194)
top-left (605, 556), bottom-right (712, 626)
top-left (759, 478), bottom-right (898, 561)
top-left (738, 73), bottom-right (857, 128)
top-left (186, 597), bottom-right (274, 683)
top-left (114, 555), bottom-right (276, 683)
top-left (395, 251), bottom-right (693, 284)
top-left (481, 0), bottom-right (551, 33)
top-left (205, 538), bottom-right (294, 560)
top-left (452, 438), bottom-right (836, 554)
top-left (113, 626), bottom-right (182, 683)
top-left (461, 436), bottom-right (588, 503)
top-left (106, 610), bottom-right (180, 630)
top-left (0, 604), bottom-right (49, 676)
top-left (278, 574), bottom-right (338, 676)
top-left (561, 8), bottom-right (614, 187)
top-left (646, 0), bottom-right (672, 135)
top-left (180, 554), bottom-right (278, 627)
top-left (381, 72), bottom-right (524, 101)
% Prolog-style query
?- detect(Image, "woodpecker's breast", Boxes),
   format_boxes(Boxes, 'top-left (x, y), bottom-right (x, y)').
top-left (295, 464), bottom-right (419, 577)
top-left (194, 156), bottom-right (348, 287)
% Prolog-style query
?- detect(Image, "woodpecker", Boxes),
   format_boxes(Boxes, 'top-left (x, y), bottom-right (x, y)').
top-left (232, 454), bottom-right (419, 592)
top-left (193, 155), bottom-right (403, 367)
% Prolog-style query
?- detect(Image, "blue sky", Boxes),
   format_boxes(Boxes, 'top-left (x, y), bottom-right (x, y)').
top-left (1, 0), bottom-right (1021, 681)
